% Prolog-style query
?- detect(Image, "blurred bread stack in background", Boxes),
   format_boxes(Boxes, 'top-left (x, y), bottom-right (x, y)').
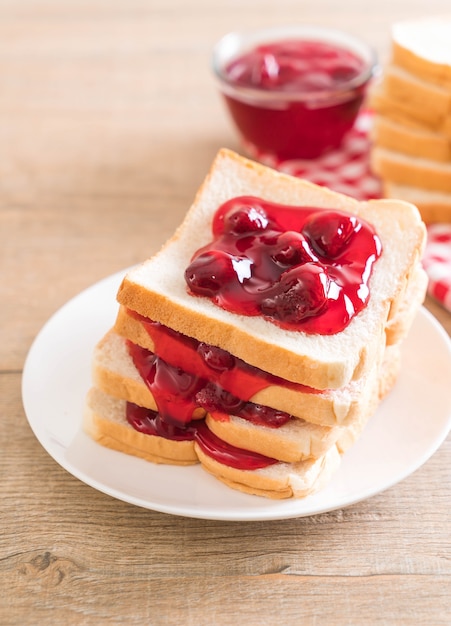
top-left (370, 15), bottom-right (451, 223)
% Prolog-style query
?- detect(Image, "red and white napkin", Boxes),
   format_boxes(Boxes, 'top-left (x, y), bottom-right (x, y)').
top-left (263, 111), bottom-right (451, 314)
top-left (422, 225), bottom-right (451, 313)
top-left (278, 111), bottom-right (382, 202)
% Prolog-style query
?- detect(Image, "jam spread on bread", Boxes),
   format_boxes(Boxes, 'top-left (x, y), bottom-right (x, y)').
top-left (185, 197), bottom-right (382, 334)
top-left (126, 401), bottom-right (278, 470)
top-left (125, 319), bottom-right (297, 469)
top-left (129, 310), bottom-right (315, 399)
top-left (127, 337), bottom-right (293, 428)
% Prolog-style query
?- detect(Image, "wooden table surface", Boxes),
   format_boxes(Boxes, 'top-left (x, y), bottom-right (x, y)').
top-left (2, 2), bottom-right (450, 624)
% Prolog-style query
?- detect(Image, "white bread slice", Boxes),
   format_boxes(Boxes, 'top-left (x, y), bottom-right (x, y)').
top-left (194, 443), bottom-right (341, 499)
top-left (372, 114), bottom-right (451, 163)
top-left (371, 146), bottom-right (451, 194)
top-left (117, 149), bottom-right (426, 391)
top-left (204, 413), bottom-right (339, 463)
top-left (91, 328), bottom-right (401, 463)
top-left (83, 387), bottom-right (198, 465)
top-left (382, 181), bottom-right (451, 224)
top-left (84, 386), bottom-right (342, 499)
top-left (384, 64), bottom-right (451, 123)
top-left (392, 16), bottom-right (451, 89)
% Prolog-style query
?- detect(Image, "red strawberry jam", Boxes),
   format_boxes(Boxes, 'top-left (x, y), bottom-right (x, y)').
top-left (216, 36), bottom-right (374, 159)
top-left (125, 402), bottom-right (278, 470)
top-left (126, 401), bottom-right (197, 440)
top-left (127, 337), bottom-right (293, 429)
top-left (194, 421), bottom-right (278, 470)
top-left (129, 309), bottom-right (316, 400)
top-left (185, 196), bottom-right (381, 334)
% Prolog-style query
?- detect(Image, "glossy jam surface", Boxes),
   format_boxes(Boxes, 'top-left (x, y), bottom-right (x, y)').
top-left (226, 40), bottom-right (365, 93)
top-left (185, 196), bottom-right (381, 334)
top-left (194, 421), bottom-right (278, 470)
top-left (125, 401), bottom-right (277, 470)
top-left (221, 39), bottom-right (369, 159)
top-left (126, 401), bottom-right (196, 440)
top-left (131, 310), bottom-right (313, 398)
top-left (127, 340), bottom-right (204, 426)
top-left (127, 334), bottom-right (293, 429)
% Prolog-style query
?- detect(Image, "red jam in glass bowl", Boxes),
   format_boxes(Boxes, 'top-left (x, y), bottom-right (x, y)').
top-left (212, 26), bottom-right (377, 159)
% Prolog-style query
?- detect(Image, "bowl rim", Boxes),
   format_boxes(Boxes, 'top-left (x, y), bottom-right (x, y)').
top-left (212, 24), bottom-right (379, 104)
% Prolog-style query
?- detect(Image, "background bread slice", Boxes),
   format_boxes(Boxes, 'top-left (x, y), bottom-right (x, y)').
top-left (392, 15), bottom-right (451, 89)
top-left (84, 387), bottom-right (198, 465)
top-left (369, 84), bottom-right (451, 134)
top-left (372, 114), bottom-right (451, 163)
top-left (371, 146), bottom-right (451, 193)
top-left (117, 149), bottom-right (426, 391)
top-left (383, 181), bottom-right (451, 223)
top-left (383, 64), bottom-right (451, 122)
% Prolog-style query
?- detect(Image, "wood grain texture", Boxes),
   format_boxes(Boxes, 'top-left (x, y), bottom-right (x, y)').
top-left (1, 1), bottom-right (450, 625)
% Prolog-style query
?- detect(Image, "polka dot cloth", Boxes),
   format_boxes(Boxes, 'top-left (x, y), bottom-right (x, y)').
top-left (250, 110), bottom-right (451, 314)
top-left (249, 110), bottom-right (382, 201)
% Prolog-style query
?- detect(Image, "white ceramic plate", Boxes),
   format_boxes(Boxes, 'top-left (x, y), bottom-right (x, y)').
top-left (22, 270), bottom-right (451, 521)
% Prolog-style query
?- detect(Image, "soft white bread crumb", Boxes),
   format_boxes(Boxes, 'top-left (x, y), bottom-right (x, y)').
top-left (117, 149), bottom-right (426, 390)
top-left (111, 310), bottom-right (381, 426)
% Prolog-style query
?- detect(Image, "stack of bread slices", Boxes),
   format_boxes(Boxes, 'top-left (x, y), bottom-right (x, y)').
top-left (84, 149), bottom-right (427, 499)
top-left (370, 15), bottom-right (451, 223)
